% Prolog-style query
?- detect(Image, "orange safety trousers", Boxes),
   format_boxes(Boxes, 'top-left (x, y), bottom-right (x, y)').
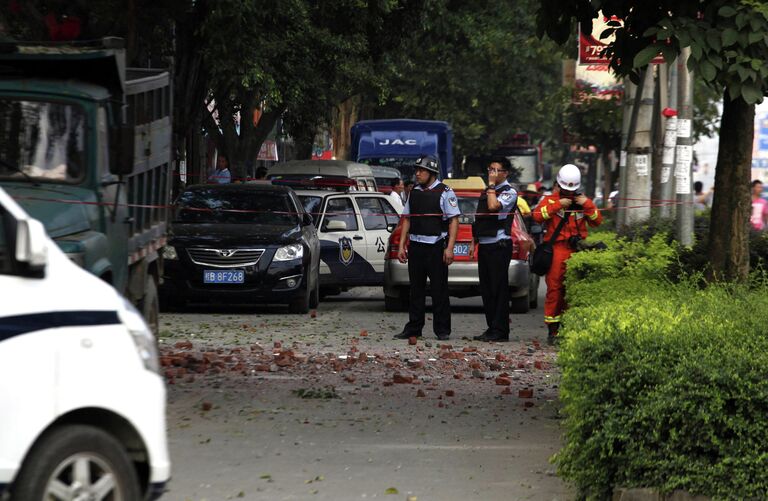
top-left (544, 241), bottom-right (573, 325)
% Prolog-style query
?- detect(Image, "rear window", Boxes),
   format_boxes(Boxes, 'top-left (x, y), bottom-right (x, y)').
top-left (175, 189), bottom-right (298, 225)
top-left (457, 196), bottom-right (479, 224)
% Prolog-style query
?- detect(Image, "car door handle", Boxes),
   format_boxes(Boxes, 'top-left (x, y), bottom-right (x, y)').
top-left (353, 235), bottom-right (364, 240)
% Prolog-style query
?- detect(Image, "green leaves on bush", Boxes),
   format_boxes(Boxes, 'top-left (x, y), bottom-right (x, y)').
top-left (557, 233), bottom-right (768, 499)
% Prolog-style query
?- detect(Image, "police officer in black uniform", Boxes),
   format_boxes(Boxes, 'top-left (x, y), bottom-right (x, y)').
top-left (472, 157), bottom-right (518, 342)
top-left (394, 155), bottom-right (461, 341)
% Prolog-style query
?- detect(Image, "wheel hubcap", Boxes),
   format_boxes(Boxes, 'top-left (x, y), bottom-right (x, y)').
top-left (45, 453), bottom-right (121, 501)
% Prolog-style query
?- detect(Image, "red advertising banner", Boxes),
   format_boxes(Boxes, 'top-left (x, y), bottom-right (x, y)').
top-left (579, 13), bottom-right (664, 66)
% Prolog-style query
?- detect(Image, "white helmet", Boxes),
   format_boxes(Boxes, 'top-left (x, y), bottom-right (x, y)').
top-left (556, 164), bottom-right (581, 191)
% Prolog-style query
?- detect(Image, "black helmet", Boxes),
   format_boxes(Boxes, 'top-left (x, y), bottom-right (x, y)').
top-left (412, 155), bottom-right (440, 175)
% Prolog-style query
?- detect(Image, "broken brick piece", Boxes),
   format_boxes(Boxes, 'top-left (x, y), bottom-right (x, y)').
top-left (174, 340), bottom-right (193, 350)
top-left (416, 389), bottom-right (426, 397)
top-left (462, 346), bottom-right (477, 353)
top-left (359, 329), bottom-right (368, 337)
top-left (393, 374), bottom-right (414, 384)
top-left (201, 402), bottom-right (212, 411)
top-left (518, 389), bottom-right (534, 399)
top-left (445, 390), bottom-right (455, 397)
top-left (524, 401), bottom-right (535, 408)
top-left (408, 336), bottom-right (418, 345)
top-left (500, 387), bottom-right (513, 395)
top-left (495, 377), bottom-right (512, 386)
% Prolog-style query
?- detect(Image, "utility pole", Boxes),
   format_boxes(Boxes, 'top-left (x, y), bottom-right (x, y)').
top-left (676, 47), bottom-right (694, 245)
top-left (660, 61), bottom-right (679, 219)
top-left (651, 63), bottom-right (667, 208)
top-left (617, 78), bottom-right (636, 229)
top-left (625, 68), bottom-right (655, 226)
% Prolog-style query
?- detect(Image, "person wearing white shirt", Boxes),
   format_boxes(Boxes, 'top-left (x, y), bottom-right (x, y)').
top-left (387, 178), bottom-right (405, 212)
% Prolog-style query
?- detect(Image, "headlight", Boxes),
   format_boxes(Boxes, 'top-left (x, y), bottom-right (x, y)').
top-left (162, 245), bottom-right (178, 260)
top-left (119, 301), bottom-right (160, 374)
top-left (274, 243), bottom-right (303, 261)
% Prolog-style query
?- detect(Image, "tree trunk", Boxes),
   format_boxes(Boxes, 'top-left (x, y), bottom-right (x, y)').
top-left (707, 96), bottom-right (754, 282)
top-left (333, 96), bottom-right (360, 161)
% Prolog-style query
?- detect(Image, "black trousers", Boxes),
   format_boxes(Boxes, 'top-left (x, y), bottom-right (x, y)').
top-left (403, 240), bottom-right (451, 337)
top-left (478, 240), bottom-right (512, 337)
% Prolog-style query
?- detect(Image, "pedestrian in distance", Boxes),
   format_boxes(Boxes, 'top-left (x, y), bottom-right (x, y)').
top-left (532, 164), bottom-right (602, 345)
top-left (470, 157), bottom-right (518, 342)
top-left (403, 179), bottom-right (414, 203)
top-left (388, 177), bottom-right (405, 212)
top-left (208, 153), bottom-right (232, 184)
top-left (394, 155), bottom-right (460, 341)
top-left (750, 179), bottom-right (768, 231)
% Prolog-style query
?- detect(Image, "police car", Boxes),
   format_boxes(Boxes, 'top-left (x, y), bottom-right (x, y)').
top-left (0, 187), bottom-right (170, 499)
top-left (293, 189), bottom-right (402, 295)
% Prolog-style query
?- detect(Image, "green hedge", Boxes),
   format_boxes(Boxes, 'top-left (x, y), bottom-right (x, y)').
top-left (556, 233), bottom-right (768, 500)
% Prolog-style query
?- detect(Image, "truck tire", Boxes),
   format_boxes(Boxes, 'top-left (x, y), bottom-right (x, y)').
top-left (141, 275), bottom-right (159, 335)
top-left (510, 290), bottom-right (530, 314)
top-left (10, 424), bottom-right (141, 501)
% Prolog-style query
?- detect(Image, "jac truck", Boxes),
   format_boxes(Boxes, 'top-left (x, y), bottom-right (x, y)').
top-left (350, 119), bottom-right (453, 179)
top-left (0, 37), bottom-right (172, 333)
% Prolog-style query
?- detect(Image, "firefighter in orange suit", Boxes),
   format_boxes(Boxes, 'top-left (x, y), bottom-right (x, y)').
top-left (532, 164), bottom-right (602, 344)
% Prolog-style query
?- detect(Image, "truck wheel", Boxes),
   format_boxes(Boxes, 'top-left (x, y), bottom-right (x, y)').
top-left (309, 273), bottom-right (320, 309)
top-left (510, 291), bottom-right (530, 314)
top-left (10, 424), bottom-right (141, 501)
top-left (141, 276), bottom-right (160, 335)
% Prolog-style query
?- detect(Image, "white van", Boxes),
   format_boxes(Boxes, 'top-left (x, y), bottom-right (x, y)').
top-left (268, 160), bottom-right (378, 192)
top-left (0, 187), bottom-right (170, 499)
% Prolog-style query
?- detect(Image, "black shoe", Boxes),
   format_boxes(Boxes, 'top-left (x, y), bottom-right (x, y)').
top-left (546, 333), bottom-right (559, 346)
top-left (393, 331), bottom-right (421, 340)
top-left (485, 335), bottom-right (509, 343)
top-left (473, 330), bottom-right (491, 341)
top-left (547, 322), bottom-right (560, 346)
top-left (435, 333), bottom-right (450, 341)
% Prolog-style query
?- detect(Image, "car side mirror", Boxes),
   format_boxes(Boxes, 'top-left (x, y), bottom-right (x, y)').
top-left (325, 220), bottom-right (347, 231)
top-left (109, 125), bottom-right (135, 176)
top-left (15, 218), bottom-right (48, 277)
top-left (302, 213), bottom-right (313, 226)
top-left (386, 223), bottom-right (397, 233)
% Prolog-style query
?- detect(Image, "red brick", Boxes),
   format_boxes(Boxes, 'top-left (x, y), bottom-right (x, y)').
top-left (201, 402), bottom-right (212, 411)
top-left (440, 344), bottom-right (453, 350)
top-left (453, 373), bottom-right (463, 380)
top-left (495, 377), bottom-right (512, 386)
top-left (462, 346), bottom-right (477, 353)
top-left (254, 364), bottom-right (271, 372)
top-left (518, 389), bottom-right (534, 399)
top-left (495, 353), bottom-right (508, 362)
top-left (445, 390), bottom-right (455, 397)
top-left (393, 374), bottom-right (414, 384)
top-left (359, 329), bottom-right (368, 337)
top-left (174, 340), bottom-right (193, 350)
top-left (534, 360), bottom-right (544, 370)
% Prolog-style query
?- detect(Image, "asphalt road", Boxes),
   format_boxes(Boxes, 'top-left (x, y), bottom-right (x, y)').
top-left (158, 285), bottom-right (571, 501)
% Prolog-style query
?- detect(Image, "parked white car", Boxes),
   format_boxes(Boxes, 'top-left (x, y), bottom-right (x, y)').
top-left (0, 187), bottom-right (170, 499)
top-left (294, 189), bottom-right (401, 295)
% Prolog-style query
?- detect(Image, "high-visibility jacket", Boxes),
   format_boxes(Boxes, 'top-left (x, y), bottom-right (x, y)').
top-left (532, 195), bottom-right (602, 241)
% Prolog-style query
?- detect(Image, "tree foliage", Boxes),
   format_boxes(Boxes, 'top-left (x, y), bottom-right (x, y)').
top-left (537, 0), bottom-right (768, 282)
top-left (370, 0), bottom-right (565, 156)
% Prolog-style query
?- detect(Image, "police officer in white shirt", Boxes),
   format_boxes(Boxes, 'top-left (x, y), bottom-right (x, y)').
top-left (394, 155), bottom-right (461, 341)
top-left (471, 157), bottom-right (518, 342)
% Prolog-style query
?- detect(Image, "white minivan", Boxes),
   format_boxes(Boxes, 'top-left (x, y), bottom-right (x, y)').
top-left (0, 187), bottom-right (170, 499)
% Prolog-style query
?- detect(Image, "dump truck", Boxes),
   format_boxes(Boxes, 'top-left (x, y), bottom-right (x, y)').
top-left (0, 37), bottom-right (172, 332)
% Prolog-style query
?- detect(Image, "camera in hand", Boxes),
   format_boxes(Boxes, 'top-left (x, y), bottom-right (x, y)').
top-left (568, 235), bottom-right (582, 250)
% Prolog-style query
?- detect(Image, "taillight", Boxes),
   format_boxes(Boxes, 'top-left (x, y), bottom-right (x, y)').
top-left (386, 226), bottom-right (406, 260)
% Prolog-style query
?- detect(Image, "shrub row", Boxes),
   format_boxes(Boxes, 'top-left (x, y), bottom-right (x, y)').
top-left (556, 231), bottom-right (768, 500)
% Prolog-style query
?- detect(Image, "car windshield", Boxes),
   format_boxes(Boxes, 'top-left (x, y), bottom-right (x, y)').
top-left (0, 99), bottom-right (86, 183)
top-left (457, 196), bottom-right (479, 224)
top-left (298, 195), bottom-right (323, 224)
top-left (175, 189), bottom-right (299, 226)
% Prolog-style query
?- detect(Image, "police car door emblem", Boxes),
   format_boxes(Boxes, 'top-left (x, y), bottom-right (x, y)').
top-left (339, 237), bottom-right (354, 265)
